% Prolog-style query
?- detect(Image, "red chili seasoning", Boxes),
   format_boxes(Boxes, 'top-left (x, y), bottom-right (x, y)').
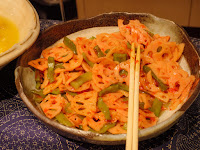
top-left (44, 108), bottom-right (48, 113)
top-left (52, 100), bottom-right (57, 104)
top-left (139, 86), bottom-right (144, 90)
top-left (150, 117), bottom-right (155, 122)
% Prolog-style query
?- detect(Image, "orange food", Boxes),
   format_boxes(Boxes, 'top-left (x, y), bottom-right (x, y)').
top-left (29, 19), bottom-right (195, 134)
top-left (28, 58), bottom-right (48, 71)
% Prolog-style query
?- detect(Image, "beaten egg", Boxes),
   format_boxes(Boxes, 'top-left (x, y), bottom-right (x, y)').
top-left (0, 15), bottom-right (19, 53)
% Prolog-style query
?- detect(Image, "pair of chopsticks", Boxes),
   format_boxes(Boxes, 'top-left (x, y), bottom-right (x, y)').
top-left (126, 43), bottom-right (141, 150)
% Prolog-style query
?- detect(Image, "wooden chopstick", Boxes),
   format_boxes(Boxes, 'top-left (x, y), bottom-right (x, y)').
top-left (126, 43), bottom-right (136, 150)
top-left (126, 44), bottom-right (141, 150)
top-left (132, 44), bottom-right (140, 150)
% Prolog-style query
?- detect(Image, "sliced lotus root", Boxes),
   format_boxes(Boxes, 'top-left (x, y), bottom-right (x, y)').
top-left (70, 91), bottom-right (98, 117)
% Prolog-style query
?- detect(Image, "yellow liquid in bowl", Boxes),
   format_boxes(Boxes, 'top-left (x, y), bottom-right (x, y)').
top-left (0, 16), bottom-right (19, 53)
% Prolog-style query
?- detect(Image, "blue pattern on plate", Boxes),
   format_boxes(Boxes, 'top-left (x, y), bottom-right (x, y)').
top-left (0, 20), bottom-right (199, 150)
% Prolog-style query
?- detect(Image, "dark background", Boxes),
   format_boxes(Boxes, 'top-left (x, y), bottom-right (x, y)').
top-left (29, 0), bottom-right (200, 39)
top-left (29, 0), bottom-right (77, 21)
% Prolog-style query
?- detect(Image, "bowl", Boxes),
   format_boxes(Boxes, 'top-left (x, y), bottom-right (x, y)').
top-left (0, 0), bottom-right (40, 68)
top-left (14, 12), bottom-right (200, 145)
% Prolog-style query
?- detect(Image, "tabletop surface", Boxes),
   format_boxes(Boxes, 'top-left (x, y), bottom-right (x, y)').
top-left (0, 20), bottom-right (199, 150)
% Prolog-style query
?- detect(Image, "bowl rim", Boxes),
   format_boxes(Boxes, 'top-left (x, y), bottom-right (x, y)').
top-left (15, 12), bottom-right (200, 145)
top-left (0, 0), bottom-right (40, 67)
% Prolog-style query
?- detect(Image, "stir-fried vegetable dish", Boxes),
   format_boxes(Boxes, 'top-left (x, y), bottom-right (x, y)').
top-left (28, 19), bottom-right (195, 134)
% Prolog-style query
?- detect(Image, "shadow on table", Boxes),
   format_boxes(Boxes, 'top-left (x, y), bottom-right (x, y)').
top-left (0, 58), bottom-right (18, 100)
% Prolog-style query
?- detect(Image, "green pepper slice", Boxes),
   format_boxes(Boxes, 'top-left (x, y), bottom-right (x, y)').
top-left (98, 123), bottom-right (116, 133)
top-left (93, 45), bottom-right (105, 57)
top-left (77, 115), bottom-right (85, 120)
top-left (118, 83), bottom-right (129, 92)
top-left (105, 49), bottom-right (110, 54)
top-left (32, 94), bottom-right (43, 103)
top-left (31, 89), bottom-right (46, 98)
top-left (70, 72), bottom-right (92, 89)
top-left (145, 29), bottom-right (154, 37)
top-left (79, 125), bottom-right (83, 130)
top-left (143, 65), bottom-right (168, 91)
top-left (89, 36), bottom-right (96, 40)
top-left (113, 53), bottom-right (127, 63)
top-left (82, 52), bottom-right (94, 67)
top-left (64, 103), bottom-right (72, 113)
top-left (127, 42), bottom-right (132, 49)
top-left (55, 112), bottom-right (74, 127)
top-left (88, 123), bottom-right (116, 133)
top-left (47, 56), bottom-right (55, 83)
top-left (66, 91), bottom-right (78, 96)
top-left (98, 84), bottom-right (119, 97)
top-left (35, 69), bottom-right (41, 89)
top-left (149, 98), bottom-right (162, 117)
top-left (55, 63), bottom-right (65, 69)
top-left (63, 36), bottom-right (77, 54)
top-left (35, 69), bottom-right (40, 82)
top-left (98, 97), bottom-right (111, 120)
top-left (51, 88), bottom-right (60, 95)
top-left (122, 122), bottom-right (127, 130)
top-left (35, 82), bottom-right (41, 90)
